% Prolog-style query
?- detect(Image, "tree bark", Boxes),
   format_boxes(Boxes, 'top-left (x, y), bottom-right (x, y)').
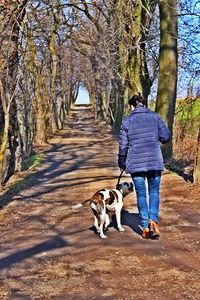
top-left (117, 0), bottom-right (157, 100)
top-left (156, 0), bottom-right (178, 159)
top-left (194, 125), bottom-right (200, 184)
top-left (0, 0), bottom-right (28, 184)
top-left (110, 0), bottom-right (157, 132)
top-left (49, 1), bottom-right (61, 132)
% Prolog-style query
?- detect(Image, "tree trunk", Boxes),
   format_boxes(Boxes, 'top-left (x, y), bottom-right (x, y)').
top-left (117, 0), bottom-right (157, 101)
top-left (35, 73), bottom-right (49, 144)
top-left (49, 1), bottom-right (61, 132)
top-left (110, 0), bottom-right (157, 132)
top-left (0, 0), bottom-right (28, 184)
top-left (194, 125), bottom-right (200, 184)
top-left (0, 96), bottom-right (10, 184)
top-left (155, 0), bottom-right (178, 159)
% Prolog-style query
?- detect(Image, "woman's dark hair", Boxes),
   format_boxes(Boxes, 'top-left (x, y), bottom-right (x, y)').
top-left (128, 93), bottom-right (146, 108)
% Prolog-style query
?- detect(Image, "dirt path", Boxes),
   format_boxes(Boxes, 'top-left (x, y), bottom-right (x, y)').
top-left (0, 105), bottom-right (200, 300)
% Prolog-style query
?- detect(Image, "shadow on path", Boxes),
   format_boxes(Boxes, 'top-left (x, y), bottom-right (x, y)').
top-left (90, 210), bottom-right (142, 237)
top-left (0, 236), bottom-right (68, 270)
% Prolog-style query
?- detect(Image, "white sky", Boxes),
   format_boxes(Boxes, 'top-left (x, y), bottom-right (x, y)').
top-left (75, 86), bottom-right (90, 104)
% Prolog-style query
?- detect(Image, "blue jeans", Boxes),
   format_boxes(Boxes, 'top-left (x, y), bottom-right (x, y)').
top-left (131, 171), bottom-right (161, 229)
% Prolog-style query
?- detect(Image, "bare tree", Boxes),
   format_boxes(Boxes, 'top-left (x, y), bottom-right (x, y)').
top-left (0, 0), bottom-right (28, 184)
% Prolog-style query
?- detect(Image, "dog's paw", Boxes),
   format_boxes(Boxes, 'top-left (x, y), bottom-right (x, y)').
top-left (118, 227), bottom-right (125, 232)
top-left (100, 234), bottom-right (107, 239)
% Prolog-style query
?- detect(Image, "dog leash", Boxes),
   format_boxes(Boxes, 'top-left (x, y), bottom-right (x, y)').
top-left (116, 169), bottom-right (125, 189)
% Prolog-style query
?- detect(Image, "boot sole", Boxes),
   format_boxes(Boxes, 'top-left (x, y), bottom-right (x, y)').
top-left (149, 231), bottom-right (160, 239)
top-left (149, 223), bottom-right (160, 239)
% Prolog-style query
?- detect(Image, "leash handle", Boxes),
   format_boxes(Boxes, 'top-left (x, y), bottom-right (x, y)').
top-left (116, 169), bottom-right (125, 188)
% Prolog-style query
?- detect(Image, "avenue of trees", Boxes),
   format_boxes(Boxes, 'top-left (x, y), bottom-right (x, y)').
top-left (0, 0), bottom-right (199, 186)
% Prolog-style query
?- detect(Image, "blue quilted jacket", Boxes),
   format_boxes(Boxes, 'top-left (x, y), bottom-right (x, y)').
top-left (118, 107), bottom-right (171, 173)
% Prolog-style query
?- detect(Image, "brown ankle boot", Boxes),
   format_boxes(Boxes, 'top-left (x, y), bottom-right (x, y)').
top-left (149, 220), bottom-right (160, 239)
top-left (142, 228), bottom-right (149, 239)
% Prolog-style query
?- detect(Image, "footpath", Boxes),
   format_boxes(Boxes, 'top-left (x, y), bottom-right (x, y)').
top-left (0, 105), bottom-right (199, 300)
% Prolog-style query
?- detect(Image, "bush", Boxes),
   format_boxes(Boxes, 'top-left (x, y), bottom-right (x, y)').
top-left (173, 97), bottom-right (200, 162)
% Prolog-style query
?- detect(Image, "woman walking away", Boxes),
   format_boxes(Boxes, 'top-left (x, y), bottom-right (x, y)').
top-left (118, 93), bottom-right (171, 239)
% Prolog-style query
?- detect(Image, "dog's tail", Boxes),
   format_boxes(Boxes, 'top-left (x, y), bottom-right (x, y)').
top-left (71, 198), bottom-right (91, 210)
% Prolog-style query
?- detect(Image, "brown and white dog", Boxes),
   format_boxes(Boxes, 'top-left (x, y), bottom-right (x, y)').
top-left (73, 182), bottom-right (134, 238)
